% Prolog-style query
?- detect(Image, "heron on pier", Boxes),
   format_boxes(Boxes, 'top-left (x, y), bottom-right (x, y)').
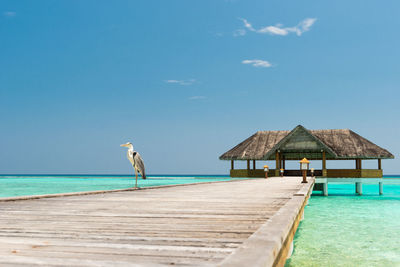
top-left (120, 142), bottom-right (146, 188)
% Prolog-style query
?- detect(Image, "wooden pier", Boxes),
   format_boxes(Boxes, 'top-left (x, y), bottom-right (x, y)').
top-left (0, 178), bottom-right (313, 266)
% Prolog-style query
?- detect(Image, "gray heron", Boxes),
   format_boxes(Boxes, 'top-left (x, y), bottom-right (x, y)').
top-left (120, 142), bottom-right (146, 188)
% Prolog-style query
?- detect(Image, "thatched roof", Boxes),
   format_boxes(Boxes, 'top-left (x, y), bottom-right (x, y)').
top-left (220, 125), bottom-right (394, 160)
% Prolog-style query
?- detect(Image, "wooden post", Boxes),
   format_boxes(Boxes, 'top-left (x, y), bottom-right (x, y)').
top-left (301, 170), bottom-right (307, 183)
top-left (275, 151), bottom-right (280, 169)
top-left (323, 182), bottom-right (328, 196)
top-left (322, 151), bottom-right (327, 177)
top-left (379, 182), bottom-right (383, 195)
top-left (356, 159), bottom-right (362, 170)
top-left (378, 159), bottom-right (382, 170)
top-left (247, 160), bottom-right (250, 170)
top-left (231, 160), bottom-right (234, 170)
top-left (275, 151), bottom-right (280, 176)
top-left (253, 160), bottom-right (256, 170)
top-left (356, 182), bottom-right (362, 195)
top-left (283, 156), bottom-right (286, 169)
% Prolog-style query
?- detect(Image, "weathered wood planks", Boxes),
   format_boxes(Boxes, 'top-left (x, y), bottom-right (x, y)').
top-left (0, 178), bottom-right (312, 266)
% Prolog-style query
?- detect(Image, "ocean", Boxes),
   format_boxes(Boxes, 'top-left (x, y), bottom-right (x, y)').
top-left (286, 177), bottom-right (400, 267)
top-left (0, 175), bottom-right (234, 198)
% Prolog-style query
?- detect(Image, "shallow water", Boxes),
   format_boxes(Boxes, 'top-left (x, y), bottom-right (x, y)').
top-left (286, 179), bottom-right (400, 267)
top-left (0, 175), bottom-right (235, 198)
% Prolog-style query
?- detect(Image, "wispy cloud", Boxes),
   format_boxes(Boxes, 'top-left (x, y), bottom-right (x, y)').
top-left (164, 79), bottom-right (196, 86)
top-left (3, 11), bottom-right (16, 18)
top-left (240, 18), bottom-right (256, 32)
top-left (188, 96), bottom-right (206, 100)
top-left (233, 29), bottom-right (246, 37)
top-left (235, 18), bottom-right (317, 37)
top-left (242, 59), bottom-right (272, 68)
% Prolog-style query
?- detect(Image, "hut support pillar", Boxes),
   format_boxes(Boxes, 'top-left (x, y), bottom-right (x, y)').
top-left (231, 160), bottom-right (234, 170)
top-left (379, 182), bottom-right (383, 195)
top-left (275, 151), bottom-right (280, 177)
top-left (356, 159), bottom-right (362, 170)
top-left (323, 182), bottom-right (328, 196)
top-left (253, 160), bottom-right (256, 170)
top-left (322, 151), bottom-right (327, 177)
top-left (282, 156), bottom-right (286, 170)
top-left (378, 159), bottom-right (382, 170)
top-left (247, 160), bottom-right (250, 170)
top-left (356, 182), bottom-right (362, 195)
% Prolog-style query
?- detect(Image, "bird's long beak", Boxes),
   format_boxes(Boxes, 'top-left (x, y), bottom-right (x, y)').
top-left (120, 144), bottom-right (129, 147)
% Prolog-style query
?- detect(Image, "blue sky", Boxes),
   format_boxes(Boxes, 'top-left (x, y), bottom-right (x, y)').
top-left (1, 0), bottom-right (399, 174)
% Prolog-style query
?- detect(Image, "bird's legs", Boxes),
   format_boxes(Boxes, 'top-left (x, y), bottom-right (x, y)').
top-left (134, 168), bottom-right (138, 189)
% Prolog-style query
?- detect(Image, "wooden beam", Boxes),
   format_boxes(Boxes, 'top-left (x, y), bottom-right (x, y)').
top-left (378, 159), bottom-right (382, 170)
top-left (253, 160), bottom-right (256, 170)
top-left (247, 160), bottom-right (250, 170)
top-left (275, 151), bottom-right (280, 169)
top-left (322, 151), bottom-right (327, 177)
top-left (283, 156), bottom-right (286, 169)
top-left (231, 160), bottom-right (234, 170)
top-left (356, 159), bottom-right (364, 170)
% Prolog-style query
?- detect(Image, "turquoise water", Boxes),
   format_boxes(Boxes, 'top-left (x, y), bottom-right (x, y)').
top-left (0, 175), bottom-right (235, 198)
top-left (286, 178), bottom-right (400, 267)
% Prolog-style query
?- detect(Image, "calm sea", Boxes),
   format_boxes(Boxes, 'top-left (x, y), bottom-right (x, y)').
top-left (0, 175), bottom-right (233, 198)
top-left (286, 176), bottom-right (400, 267)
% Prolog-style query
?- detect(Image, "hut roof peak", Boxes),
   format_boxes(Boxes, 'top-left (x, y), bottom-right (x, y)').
top-left (220, 126), bottom-right (394, 160)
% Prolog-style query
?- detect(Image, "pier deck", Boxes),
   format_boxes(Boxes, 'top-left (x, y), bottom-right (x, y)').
top-left (0, 177), bottom-right (313, 266)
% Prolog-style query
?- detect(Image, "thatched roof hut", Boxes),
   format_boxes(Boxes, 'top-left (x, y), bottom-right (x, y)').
top-left (220, 125), bottom-right (394, 161)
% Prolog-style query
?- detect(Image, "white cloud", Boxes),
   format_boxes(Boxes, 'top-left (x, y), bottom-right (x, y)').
top-left (164, 79), bottom-right (196, 86)
top-left (258, 25), bottom-right (290, 36)
top-left (240, 18), bottom-right (255, 32)
top-left (236, 18), bottom-right (317, 37)
top-left (188, 96), bottom-right (206, 100)
top-left (242, 59), bottom-right (272, 68)
top-left (3, 11), bottom-right (16, 17)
